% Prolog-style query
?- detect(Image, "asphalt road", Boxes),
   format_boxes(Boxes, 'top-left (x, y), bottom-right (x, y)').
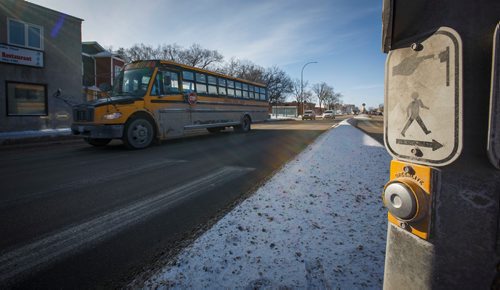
top-left (0, 117), bottom-right (347, 288)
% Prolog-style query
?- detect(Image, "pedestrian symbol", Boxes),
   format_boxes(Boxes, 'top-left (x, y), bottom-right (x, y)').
top-left (401, 92), bottom-right (431, 137)
top-left (384, 27), bottom-right (463, 166)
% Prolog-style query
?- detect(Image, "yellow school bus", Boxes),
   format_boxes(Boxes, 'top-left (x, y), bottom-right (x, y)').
top-left (71, 60), bottom-right (269, 149)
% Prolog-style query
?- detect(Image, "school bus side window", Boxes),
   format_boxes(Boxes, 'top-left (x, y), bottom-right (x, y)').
top-left (151, 70), bottom-right (180, 96)
top-left (163, 71), bottom-right (179, 94)
top-left (183, 81), bottom-right (194, 92)
top-left (182, 70), bottom-right (195, 93)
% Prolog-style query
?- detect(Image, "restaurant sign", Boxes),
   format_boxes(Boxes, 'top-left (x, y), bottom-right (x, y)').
top-left (0, 44), bottom-right (44, 68)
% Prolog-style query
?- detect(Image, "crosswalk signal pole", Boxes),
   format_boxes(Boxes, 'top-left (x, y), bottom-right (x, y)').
top-left (381, 0), bottom-right (500, 289)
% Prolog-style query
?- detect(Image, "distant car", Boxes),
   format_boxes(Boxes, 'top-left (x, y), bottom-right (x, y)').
top-left (302, 110), bottom-right (316, 120)
top-left (322, 110), bottom-right (335, 119)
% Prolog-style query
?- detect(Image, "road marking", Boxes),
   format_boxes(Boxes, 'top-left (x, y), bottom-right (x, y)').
top-left (0, 158), bottom-right (187, 208)
top-left (0, 166), bottom-right (254, 283)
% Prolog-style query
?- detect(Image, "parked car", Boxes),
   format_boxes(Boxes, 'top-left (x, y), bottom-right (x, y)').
top-left (302, 110), bottom-right (316, 120)
top-left (322, 110), bottom-right (335, 119)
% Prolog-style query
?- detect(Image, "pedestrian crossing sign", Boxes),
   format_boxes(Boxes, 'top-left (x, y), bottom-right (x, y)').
top-left (384, 27), bottom-right (463, 166)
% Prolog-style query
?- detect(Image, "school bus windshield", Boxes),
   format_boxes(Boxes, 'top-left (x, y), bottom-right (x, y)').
top-left (112, 68), bottom-right (154, 97)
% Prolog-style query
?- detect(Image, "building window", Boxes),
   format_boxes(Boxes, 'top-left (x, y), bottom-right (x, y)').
top-left (114, 65), bottom-right (122, 78)
top-left (6, 82), bottom-right (47, 116)
top-left (8, 19), bottom-right (44, 50)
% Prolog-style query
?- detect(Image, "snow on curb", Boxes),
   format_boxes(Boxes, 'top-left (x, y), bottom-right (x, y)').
top-left (0, 128), bottom-right (71, 140)
top-left (354, 114), bottom-right (372, 121)
top-left (141, 119), bottom-right (391, 289)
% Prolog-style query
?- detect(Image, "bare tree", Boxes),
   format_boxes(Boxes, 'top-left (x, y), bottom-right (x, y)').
top-left (218, 57), bottom-right (241, 77)
top-left (120, 43), bottom-right (224, 70)
top-left (263, 66), bottom-right (293, 104)
top-left (291, 78), bottom-right (315, 113)
top-left (158, 44), bottom-right (183, 62)
top-left (291, 78), bottom-right (311, 103)
top-left (312, 82), bottom-right (334, 110)
top-left (125, 43), bottom-right (158, 61)
top-left (323, 91), bottom-right (339, 110)
top-left (180, 43), bottom-right (224, 69)
top-left (220, 59), bottom-right (266, 83)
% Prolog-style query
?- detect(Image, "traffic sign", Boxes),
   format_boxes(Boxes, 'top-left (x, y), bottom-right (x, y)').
top-left (188, 92), bottom-right (197, 105)
top-left (488, 22), bottom-right (500, 170)
top-left (385, 27), bottom-right (463, 166)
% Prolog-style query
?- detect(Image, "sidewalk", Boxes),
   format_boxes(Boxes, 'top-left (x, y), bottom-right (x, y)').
top-left (136, 119), bottom-right (391, 289)
top-left (0, 128), bottom-right (76, 146)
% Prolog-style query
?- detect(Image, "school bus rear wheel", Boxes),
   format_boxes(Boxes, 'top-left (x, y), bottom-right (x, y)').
top-left (235, 115), bottom-right (251, 133)
top-left (123, 117), bottom-right (155, 149)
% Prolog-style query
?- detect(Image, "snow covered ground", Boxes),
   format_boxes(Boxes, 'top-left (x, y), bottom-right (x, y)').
top-left (268, 115), bottom-right (300, 120)
top-left (353, 114), bottom-right (373, 120)
top-left (0, 128), bottom-right (71, 140)
top-left (140, 119), bottom-right (391, 289)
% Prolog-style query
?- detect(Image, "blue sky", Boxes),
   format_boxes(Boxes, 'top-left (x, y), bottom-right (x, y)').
top-left (30, 0), bottom-right (386, 108)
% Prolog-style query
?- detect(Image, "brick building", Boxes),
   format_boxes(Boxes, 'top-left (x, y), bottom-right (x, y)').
top-left (82, 41), bottom-right (125, 100)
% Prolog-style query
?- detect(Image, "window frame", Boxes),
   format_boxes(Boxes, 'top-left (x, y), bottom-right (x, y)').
top-left (194, 72), bottom-right (208, 94)
top-left (6, 81), bottom-right (48, 116)
top-left (7, 18), bottom-right (44, 50)
top-left (152, 70), bottom-right (180, 96)
top-left (177, 66), bottom-right (267, 100)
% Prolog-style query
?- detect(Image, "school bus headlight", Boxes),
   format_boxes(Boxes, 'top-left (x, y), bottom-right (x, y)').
top-left (103, 112), bottom-right (122, 120)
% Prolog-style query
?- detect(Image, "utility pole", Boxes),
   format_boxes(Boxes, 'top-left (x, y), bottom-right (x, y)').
top-left (381, 0), bottom-right (500, 289)
top-left (300, 61), bottom-right (317, 115)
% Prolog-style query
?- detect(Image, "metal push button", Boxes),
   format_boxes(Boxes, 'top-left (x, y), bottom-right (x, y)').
top-left (383, 181), bottom-right (418, 221)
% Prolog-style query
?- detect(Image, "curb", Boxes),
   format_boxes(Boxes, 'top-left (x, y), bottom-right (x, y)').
top-left (0, 134), bottom-right (80, 147)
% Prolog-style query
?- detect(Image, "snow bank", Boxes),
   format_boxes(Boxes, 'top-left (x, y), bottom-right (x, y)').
top-left (269, 115), bottom-right (300, 121)
top-left (354, 114), bottom-right (372, 121)
top-left (142, 120), bottom-right (391, 289)
top-left (0, 128), bottom-right (71, 139)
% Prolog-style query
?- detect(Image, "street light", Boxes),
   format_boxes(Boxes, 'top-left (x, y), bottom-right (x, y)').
top-left (300, 61), bottom-right (317, 115)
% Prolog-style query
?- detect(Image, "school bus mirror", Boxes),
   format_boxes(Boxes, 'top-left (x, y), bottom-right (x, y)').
top-left (99, 83), bottom-right (112, 92)
top-left (163, 76), bottom-right (172, 87)
top-left (53, 88), bottom-right (61, 97)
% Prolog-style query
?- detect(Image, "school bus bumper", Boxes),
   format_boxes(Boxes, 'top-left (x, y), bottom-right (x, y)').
top-left (71, 124), bottom-right (124, 139)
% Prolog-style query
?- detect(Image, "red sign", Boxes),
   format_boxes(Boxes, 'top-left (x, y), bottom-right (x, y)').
top-left (188, 92), bottom-right (197, 105)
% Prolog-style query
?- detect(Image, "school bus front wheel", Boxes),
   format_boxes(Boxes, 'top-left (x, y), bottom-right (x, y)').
top-left (122, 116), bottom-right (155, 149)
